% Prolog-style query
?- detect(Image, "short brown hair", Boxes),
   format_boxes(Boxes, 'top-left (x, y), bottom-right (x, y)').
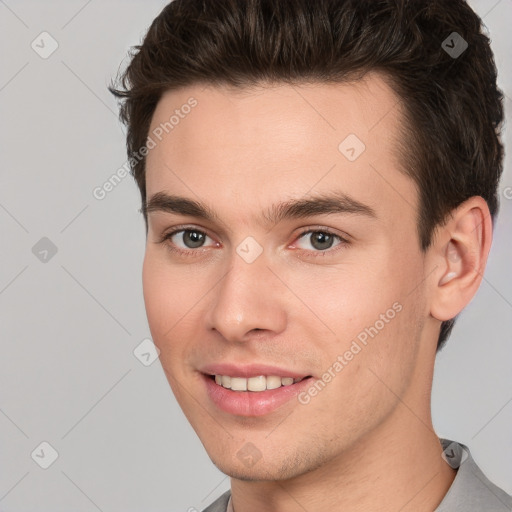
top-left (110, 0), bottom-right (504, 351)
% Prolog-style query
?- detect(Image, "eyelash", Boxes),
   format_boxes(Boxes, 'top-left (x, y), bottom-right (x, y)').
top-left (158, 225), bottom-right (350, 258)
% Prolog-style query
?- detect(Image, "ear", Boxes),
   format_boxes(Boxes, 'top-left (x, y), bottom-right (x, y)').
top-left (428, 196), bottom-right (493, 322)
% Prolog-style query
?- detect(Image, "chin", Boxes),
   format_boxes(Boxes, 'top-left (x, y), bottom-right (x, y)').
top-left (207, 446), bottom-right (326, 482)
top-left (212, 460), bottom-right (287, 482)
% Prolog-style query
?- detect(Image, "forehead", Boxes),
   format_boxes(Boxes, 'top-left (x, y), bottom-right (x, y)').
top-left (145, 73), bottom-right (417, 228)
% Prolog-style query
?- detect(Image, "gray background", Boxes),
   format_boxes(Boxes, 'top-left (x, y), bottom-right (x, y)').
top-left (0, 0), bottom-right (510, 510)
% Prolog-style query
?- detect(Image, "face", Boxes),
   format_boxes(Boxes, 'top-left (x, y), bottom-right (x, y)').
top-left (142, 75), bottom-right (434, 480)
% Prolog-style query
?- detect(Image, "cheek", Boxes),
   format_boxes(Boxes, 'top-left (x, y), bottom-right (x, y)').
top-left (142, 255), bottom-right (170, 336)
top-left (281, 260), bottom-right (400, 346)
top-left (283, 255), bottom-right (422, 388)
top-left (142, 254), bottom-right (208, 408)
top-left (142, 253), bottom-right (199, 352)
top-left (331, 278), bottom-right (424, 403)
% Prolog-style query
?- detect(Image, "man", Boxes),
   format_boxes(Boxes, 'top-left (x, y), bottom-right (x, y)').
top-left (110, 0), bottom-right (511, 510)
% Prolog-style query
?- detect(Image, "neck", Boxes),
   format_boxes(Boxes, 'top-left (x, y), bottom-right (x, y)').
top-left (230, 399), bottom-right (456, 511)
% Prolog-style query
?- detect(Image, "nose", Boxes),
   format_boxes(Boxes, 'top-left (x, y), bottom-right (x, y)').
top-left (205, 249), bottom-right (287, 343)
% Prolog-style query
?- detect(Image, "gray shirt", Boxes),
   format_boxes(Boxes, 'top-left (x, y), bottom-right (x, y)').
top-left (202, 439), bottom-right (512, 511)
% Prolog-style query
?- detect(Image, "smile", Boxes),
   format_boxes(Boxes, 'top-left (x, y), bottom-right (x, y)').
top-left (212, 374), bottom-right (308, 392)
top-left (202, 372), bottom-right (314, 416)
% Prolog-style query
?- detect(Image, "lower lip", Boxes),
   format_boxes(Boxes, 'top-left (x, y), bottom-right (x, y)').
top-left (202, 374), bottom-right (314, 417)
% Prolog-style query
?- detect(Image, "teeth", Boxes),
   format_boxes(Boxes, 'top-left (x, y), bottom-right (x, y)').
top-left (266, 376), bottom-right (282, 390)
top-left (230, 377), bottom-right (247, 391)
top-left (247, 375), bottom-right (266, 391)
top-left (213, 375), bottom-right (306, 392)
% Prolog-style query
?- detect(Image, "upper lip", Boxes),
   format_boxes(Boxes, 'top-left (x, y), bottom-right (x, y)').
top-left (199, 363), bottom-right (311, 379)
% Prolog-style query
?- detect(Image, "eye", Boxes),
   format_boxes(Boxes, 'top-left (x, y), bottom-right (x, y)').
top-left (292, 228), bottom-right (348, 254)
top-left (160, 227), bottom-right (218, 256)
top-left (158, 226), bottom-right (349, 259)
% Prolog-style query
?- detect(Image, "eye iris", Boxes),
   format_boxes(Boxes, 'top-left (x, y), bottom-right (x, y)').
top-left (184, 230), bottom-right (205, 248)
top-left (311, 232), bottom-right (334, 251)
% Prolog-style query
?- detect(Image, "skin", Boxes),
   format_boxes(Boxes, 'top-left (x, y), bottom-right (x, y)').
top-left (142, 74), bottom-right (492, 511)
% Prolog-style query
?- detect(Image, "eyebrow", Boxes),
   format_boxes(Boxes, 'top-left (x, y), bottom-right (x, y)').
top-left (142, 190), bottom-right (376, 228)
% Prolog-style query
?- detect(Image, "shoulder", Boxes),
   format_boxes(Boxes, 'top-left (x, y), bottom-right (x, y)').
top-left (436, 439), bottom-right (512, 511)
top-left (201, 490), bottom-right (231, 512)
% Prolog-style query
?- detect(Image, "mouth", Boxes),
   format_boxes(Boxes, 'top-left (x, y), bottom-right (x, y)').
top-left (200, 370), bottom-right (315, 416)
